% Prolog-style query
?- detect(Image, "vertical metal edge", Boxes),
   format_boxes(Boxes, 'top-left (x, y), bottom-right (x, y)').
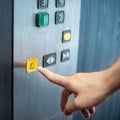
top-left (12, 0), bottom-right (14, 120)
top-left (0, 0), bottom-right (13, 119)
top-left (77, 0), bottom-right (82, 73)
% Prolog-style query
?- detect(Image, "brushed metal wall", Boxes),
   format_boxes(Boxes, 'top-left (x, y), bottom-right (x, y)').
top-left (14, 0), bottom-right (81, 120)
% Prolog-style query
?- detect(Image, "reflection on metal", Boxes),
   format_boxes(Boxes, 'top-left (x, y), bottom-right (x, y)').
top-left (14, 62), bottom-right (26, 68)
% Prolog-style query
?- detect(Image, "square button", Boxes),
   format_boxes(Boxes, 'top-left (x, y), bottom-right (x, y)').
top-left (55, 11), bottom-right (65, 24)
top-left (36, 12), bottom-right (49, 28)
top-left (37, 0), bottom-right (48, 9)
top-left (61, 49), bottom-right (70, 62)
top-left (26, 58), bottom-right (38, 73)
top-left (43, 53), bottom-right (56, 67)
top-left (62, 30), bottom-right (71, 43)
top-left (56, 0), bottom-right (65, 8)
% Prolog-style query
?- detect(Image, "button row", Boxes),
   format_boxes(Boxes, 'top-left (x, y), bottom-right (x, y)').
top-left (26, 49), bottom-right (70, 73)
top-left (37, 0), bottom-right (65, 9)
top-left (43, 49), bottom-right (70, 67)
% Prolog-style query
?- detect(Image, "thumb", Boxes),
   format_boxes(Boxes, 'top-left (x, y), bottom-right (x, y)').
top-left (37, 66), bottom-right (68, 87)
top-left (63, 101), bottom-right (77, 115)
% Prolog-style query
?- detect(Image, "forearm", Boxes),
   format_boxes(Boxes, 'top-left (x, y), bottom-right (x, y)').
top-left (106, 59), bottom-right (120, 94)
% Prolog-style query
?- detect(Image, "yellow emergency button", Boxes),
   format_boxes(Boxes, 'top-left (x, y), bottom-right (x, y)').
top-left (26, 58), bottom-right (38, 73)
top-left (62, 30), bottom-right (71, 43)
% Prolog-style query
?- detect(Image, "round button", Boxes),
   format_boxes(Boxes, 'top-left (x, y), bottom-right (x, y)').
top-left (63, 32), bottom-right (71, 41)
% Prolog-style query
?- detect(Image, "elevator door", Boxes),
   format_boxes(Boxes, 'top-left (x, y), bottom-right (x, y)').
top-left (14, 0), bottom-right (81, 120)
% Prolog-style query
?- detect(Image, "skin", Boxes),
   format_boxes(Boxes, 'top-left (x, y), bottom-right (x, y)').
top-left (37, 59), bottom-right (120, 119)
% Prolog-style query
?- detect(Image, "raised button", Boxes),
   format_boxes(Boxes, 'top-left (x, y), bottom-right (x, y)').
top-left (56, 0), bottom-right (65, 8)
top-left (43, 53), bottom-right (56, 67)
top-left (26, 58), bottom-right (38, 73)
top-left (61, 49), bottom-right (70, 62)
top-left (62, 30), bottom-right (71, 43)
top-left (37, 0), bottom-right (48, 9)
top-left (55, 11), bottom-right (65, 24)
top-left (36, 12), bottom-right (49, 28)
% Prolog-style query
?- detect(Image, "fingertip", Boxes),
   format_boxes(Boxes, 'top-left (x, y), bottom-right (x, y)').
top-left (63, 110), bottom-right (71, 116)
top-left (89, 107), bottom-right (95, 115)
top-left (37, 66), bottom-right (43, 71)
top-left (37, 66), bottom-right (68, 87)
top-left (82, 109), bottom-right (91, 119)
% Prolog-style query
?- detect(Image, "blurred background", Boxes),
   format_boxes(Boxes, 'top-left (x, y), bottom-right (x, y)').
top-left (75, 0), bottom-right (120, 120)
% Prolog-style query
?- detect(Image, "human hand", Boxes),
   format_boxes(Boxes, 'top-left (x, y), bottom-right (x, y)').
top-left (37, 67), bottom-right (110, 118)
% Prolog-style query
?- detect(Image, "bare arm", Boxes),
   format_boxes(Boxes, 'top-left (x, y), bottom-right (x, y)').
top-left (106, 59), bottom-right (120, 94)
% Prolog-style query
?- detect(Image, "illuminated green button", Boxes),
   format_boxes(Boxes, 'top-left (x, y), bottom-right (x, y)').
top-left (36, 12), bottom-right (49, 27)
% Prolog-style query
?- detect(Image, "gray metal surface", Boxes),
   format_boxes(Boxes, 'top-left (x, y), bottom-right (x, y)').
top-left (14, 0), bottom-right (81, 120)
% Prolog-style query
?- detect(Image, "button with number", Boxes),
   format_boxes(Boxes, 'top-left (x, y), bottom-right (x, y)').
top-left (55, 11), bottom-right (65, 24)
top-left (56, 0), bottom-right (65, 8)
top-left (38, 0), bottom-right (48, 9)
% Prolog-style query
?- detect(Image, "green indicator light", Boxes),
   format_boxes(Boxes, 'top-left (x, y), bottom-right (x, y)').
top-left (36, 12), bottom-right (49, 28)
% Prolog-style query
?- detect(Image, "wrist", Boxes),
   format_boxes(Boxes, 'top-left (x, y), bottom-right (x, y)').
top-left (105, 60), bottom-right (120, 95)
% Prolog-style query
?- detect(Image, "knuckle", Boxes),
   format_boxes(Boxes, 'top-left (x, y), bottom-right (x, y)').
top-left (64, 77), bottom-right (72, 87)
top-left (74, 99), bottom-right (81, 108)
top-left (74, 98), bottom-right (85, 109)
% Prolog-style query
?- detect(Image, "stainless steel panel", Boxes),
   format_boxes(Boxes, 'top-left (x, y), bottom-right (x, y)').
top-left (14, 0), bottom-right (81, 120)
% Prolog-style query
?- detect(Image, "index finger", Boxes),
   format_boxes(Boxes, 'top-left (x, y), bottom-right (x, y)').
top-left (37, 66), bottom-right (68, 87)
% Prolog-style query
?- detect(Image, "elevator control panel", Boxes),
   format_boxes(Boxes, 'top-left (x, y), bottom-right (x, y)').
top-left (23, 0), bottom-right (78, 71)
top-left (14, 0), bottom-right (81, 120)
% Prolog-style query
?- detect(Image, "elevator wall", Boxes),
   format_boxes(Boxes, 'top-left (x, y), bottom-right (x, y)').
top-left (74, 0), bottom-right (120, 119)
top-left (0, 0), bottom-right (13, 120)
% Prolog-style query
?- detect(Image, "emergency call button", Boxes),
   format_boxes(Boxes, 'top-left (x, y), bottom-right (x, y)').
top-left (36, 12), bottom-right (49, 28)
top-left (26, 58), bottom-right (38, 73)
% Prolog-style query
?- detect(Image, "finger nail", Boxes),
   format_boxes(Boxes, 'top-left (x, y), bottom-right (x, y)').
top-left (63, 110), bottom-right (71, 116)
top-left (84, 109), bottom-right (90, 119)
top-left (37, 66), bottom-right (42, 70)
top-left (84, 113), bottom-right (89, 118)
top-left (89, 107), bottom-right (95, 114)
top-left (89, 109), bottom-right (94, 114)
